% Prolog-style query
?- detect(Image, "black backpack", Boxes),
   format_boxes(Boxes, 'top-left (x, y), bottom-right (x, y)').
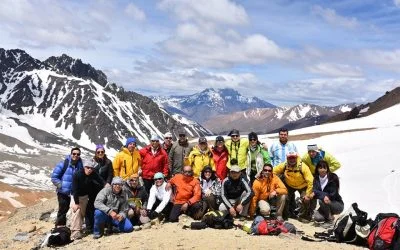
top-left (201, 210), bottom-right (234, 229)
top-left (47, 227), bottom-right (72, 247)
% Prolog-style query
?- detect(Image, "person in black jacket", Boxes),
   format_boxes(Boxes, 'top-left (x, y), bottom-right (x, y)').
top-left (70, 158), bottom-right (106, 240)
top-left (310, 160), bottom-right (344, 227)
top-left (219, 165), bottom-right (253, 217)
top-left (124, 173), bottom-right (150, 225)
top-left (85, 144), bottom-right (113, 233)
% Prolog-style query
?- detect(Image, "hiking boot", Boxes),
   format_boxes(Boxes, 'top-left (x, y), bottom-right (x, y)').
top-left (71, 230), bottom-right (83, 240)
top-left (93, 233), bottom-right (102, 239)
top-left (321, 221), bottom-right (333, 229)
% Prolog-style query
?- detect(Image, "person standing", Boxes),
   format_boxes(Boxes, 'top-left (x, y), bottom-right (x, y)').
top-left (269, 128), bottom-right (298, 167)
top-left (188, 137), bottom-right (215, 177)
top-left (211, 135), bottom-right (229, 180)
top-left (246, 132), bottom-right (270, 185)
top-left (51, 147), bottom-right (83, 227)
top-left (113, 137), bottom-right (141, 180)
top-left (225, 129), bottom-right (249, 172)
top-left (139, 134), bottom-right (169, 193)
top-left (169, 130), bottom-right (192, 176)
top-left (162, 132), bottom-right (174, 154)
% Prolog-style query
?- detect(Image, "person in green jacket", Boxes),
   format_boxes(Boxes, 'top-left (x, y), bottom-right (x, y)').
top-left (225, 129), bottom-right (249, 173)
top-left (301, 144), bottom-right (341, 174)
top-left (246, 132), bottom-right (270, 185)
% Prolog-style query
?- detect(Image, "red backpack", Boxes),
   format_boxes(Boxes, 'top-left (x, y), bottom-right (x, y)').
top-left (367, 214), bottom-right (400, 250)
top-left (257, 219), bottom-right (289, 236)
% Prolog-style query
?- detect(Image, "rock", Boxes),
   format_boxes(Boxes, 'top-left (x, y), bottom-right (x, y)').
top-left (141, 222), bottom-right (151, 230)
top-left (39, 210), bottom-right (54, 221)
top-left (13, 232), bottom-right (29, 242)
top-left (133, 226), bottom-right (141, 231)
top-left (27, 225), bottom-right (36, 233)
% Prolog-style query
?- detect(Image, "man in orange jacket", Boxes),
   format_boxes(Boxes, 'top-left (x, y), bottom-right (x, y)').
top-left (166, 165), bottom-right (203, 222)
top-left (249, 163), bottom-right (287, 221)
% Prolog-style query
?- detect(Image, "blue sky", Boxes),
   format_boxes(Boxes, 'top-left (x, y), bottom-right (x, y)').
top-left (1, 0), bottom-right (400, 106)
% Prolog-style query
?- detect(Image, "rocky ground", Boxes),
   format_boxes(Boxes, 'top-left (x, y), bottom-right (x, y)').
top-left (0, 197), bottom-right (367, 250)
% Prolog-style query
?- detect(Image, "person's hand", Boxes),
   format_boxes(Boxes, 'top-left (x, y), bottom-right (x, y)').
top-left (229, 207), bottom-right (237, 217)
top-left (309, 192), bottom-right (315, 199)
top-left (236, 204), bottom-right (243, 214)
top-left (269, 191), bottom-right (277, 199)
top-left (181, 203), bottom-right (189, 212)
top-left (72, 204), bottom-right (80, 212)
top-left (205, 190), bottom-right (212, 197)
top-left (165, 183), bottom-right (171, 191)
top-left (138, 168), bottom-right (143, 176)
top-left (323, 196), bottom-right (331, 204)
top-left (140, 209), bottom-right (147, 217)
top-left (116, 214), bottom-right (124, 222)
top-left (303, 195), bottom-right (311, 201)
top-left (109, 211), bottom-right (118, 220)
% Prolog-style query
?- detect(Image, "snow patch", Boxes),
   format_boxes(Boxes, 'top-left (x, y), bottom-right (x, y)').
top-left (0, 191), bottom-right (25, 208)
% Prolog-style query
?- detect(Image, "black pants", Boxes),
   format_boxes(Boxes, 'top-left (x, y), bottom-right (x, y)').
top-left (169, 201), bottom-right (203, 222)
top-left (143, 179), bottom-right (153, 194)
top-left (56, 192), bottom-right (70, 226)
top-left (149, 199), bottom-right (173, 220)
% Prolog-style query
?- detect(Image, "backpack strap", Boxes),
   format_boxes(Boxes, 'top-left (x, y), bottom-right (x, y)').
top-left (59, 158), bottom-right (70, 179)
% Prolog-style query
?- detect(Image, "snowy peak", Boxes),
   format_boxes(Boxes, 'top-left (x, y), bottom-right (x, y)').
top-left (154, 88), bottom-right (276, 122)
top-left (44, 54), bottom-right (108, 86)
top-left (0, 48), bottom-right (43, 73)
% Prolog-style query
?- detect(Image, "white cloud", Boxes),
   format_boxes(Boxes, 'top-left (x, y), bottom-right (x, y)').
top-left (395, 0), bottom-right (400, 7)
top-left (360, 49), bottom-right (400, 72)
top-left (306, 63), bottom-right (363, 77)
top-left (158, 0), bottom-right (249, 26)
top-left (124, 3), bottom-right (146, 21)
top-left (311, 5), bottom-right (359, 29)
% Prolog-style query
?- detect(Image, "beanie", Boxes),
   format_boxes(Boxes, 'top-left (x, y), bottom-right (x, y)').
top-left (125, 137), bottom-right (136, 147)
top-left (95, 144), bottom-right (104, 151)
top-left (248, 132), bottom-right (258, 141)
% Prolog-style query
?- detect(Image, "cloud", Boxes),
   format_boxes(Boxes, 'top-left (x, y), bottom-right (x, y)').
top-left (395, 0), bottom-right (400, 7)
top-left (311, 5), bottom-right (359, 29)
top-left (124, 3), bottom-right (146, 21)
top-left (158, 0), bottom-right (249, 26)
top-left (306, 63), bottom-right (363, 77)
top-left (360, 49), bottom-right (400, 72)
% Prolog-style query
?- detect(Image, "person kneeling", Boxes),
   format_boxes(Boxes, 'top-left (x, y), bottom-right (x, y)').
top-left (93, 177), bottom-right (133, 239)
top-left (219, 165), bottom-right (253, 218)
top-left (166, 165), bottom-right (203, 222)
top-left (249, 163), bottom-right (287, 221)
top-left (124, 174), bottom-right (150, 225)
top-left (146, 172), bottom-right (173, 221)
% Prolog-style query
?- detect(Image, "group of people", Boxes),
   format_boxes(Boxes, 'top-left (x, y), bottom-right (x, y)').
top-left (51, 128), bottom-right (344, 240)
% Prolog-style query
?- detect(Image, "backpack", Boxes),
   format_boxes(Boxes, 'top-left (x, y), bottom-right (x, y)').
top-left (367, 213), bottom-right (400, 250)
top-left (201, 210), bottom-right (234, 229)
top-left (47, 226), bottom-right (72, 247)
top-left (251, 216), bottom-right (291, 235)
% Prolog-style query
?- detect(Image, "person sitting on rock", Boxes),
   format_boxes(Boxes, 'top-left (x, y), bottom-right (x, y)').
top-left (93, 177), bottom-right (133, 239)
top-left (273, 152), bottom-right (314, 222)
top-left (70, 158), bottom-right (106, 240)
top-left (310, 160), bottom-right (344, 228)
top-left (301, 144), bottom-right (341, 174)
top-left (199, 166), bottom-right (222, 211)
top-left (219, 165), bottom-right (253, 218)
top-left (249, 163), bottom-right (287, 221)
top-left (166, 165), bottom-right (203, 222)
top-left (124, 173), bottom-right (150, 225)
top-left (146, 172), bottom-right (173, 221)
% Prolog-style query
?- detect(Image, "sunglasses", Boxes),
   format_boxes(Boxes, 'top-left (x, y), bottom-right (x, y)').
top-left (72, 153), bottom-right (80, 156)
top-left (231, 135), bottom-right (239, 138)
top-left (84, 166), bottom-right (94, 170)
top-left (263, 169), bottom-right (272, 172)
top-left (249, 139), bottom-right (257, 141)
top-left (179, 134), bottom-right (186, 137)
top-left (151, 140), bottom-right (159, 142)
top-left (165, 137), bottom-right (172, 140)
top-left (183, 170), bottom-right (193, 175)
top-left (154, 178), bottom-right (163, 181)
top-left (96, 151), bottom-right (105, 154)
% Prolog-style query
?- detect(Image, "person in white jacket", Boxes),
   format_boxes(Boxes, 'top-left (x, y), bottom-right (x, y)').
top-left (146, 172), bottom-right (172, 221)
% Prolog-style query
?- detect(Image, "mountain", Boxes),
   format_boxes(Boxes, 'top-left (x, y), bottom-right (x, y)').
top-left (153, 88), bottom-right (276, 123)
top-left (202, 103), bottom-right (355, 135)
top-left (0, 48), bottom-right (211, 152)
top-left (325, 86), bottom-right (400, 123)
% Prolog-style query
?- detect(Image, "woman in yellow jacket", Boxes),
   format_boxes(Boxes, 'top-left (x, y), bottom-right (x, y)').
top-left (188, 137), bottom-right (216, 177)
top-left (113, 138), bottom-right (142, 180)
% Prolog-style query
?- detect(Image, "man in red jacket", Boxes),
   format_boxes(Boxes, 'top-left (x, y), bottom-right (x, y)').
top-left (166, 165), bottom-right (203, 222)
top-left (140, 134), bottom-right (169, 193)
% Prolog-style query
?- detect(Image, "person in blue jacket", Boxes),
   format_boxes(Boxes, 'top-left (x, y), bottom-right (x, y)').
top-left (51, 147), bottom-right (83, 227)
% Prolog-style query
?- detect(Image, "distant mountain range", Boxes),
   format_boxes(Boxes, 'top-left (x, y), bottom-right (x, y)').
top-left (153, 88), bottom-right (276, 123)
top-left (0, 48), bottom-right (211, 151)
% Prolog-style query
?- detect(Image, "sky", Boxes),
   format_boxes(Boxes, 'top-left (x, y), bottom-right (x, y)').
top-left (1, 0), bottom-right (400, 106)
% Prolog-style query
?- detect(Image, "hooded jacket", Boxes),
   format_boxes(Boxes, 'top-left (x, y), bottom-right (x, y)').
top-left (211, 145), bottom-right (229, 180)
top-left (168, 140), bottom-right (192, 175)
top-left (139, 145), bottom-right (169, 180)
top-left (249, 174), bottom-right (287, 217)
top-left (113, 147), bottom-right (141, 180)
top-left (273, 158), bottom-right (314, 195)
top-left (301, 149), bottom-right (341, 174)
top-left (220, 176), bottom-right (253, 208)
top-left (225, 138), bottom-right (249, 170)
top-left (188, 145), bottom-right (216, 177)
top-left (51, 155), bottom-right (83, 195)
top-left (313, 172), bottom-right (343, 203)
top-left (246, 145), bottom-right (271, 179)
top-left (94, 186), bottom-right (129, 219)
top-left (123, 182), bottom-right (149, 208)
top-left (94, 155), bottom-right (113, 184)
top-left (169, 173), bottom-right (201, 205)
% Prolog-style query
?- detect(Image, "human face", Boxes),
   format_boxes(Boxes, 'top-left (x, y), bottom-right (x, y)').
top-left (164, 137), bottom-right (172, 145)
top-left (71, 150), bottom-right (81, 161)
top-left (216, 140), bottom-right (224, 148)
top-left (279, 131), bottom-right (288, 144)
top-left (287, 155), bottom-right (297, 166)
top-left (96, 149), bottom-right (105, 158)
top-left (262, 167), bottom-right (273, 178)
top-left (204, 170), bottom-right (212, 180)
top-left (84, 166), bottom-right (94, 175)
top-left (231, 134), bottom-right (240, 142)
top-left (178, 134), bottom-right (186, 142)
top-left (127, 142), bottom-right (136, 152)
top-left (151, 140), bottom-right (160, 148)
top-left (230, 171), bottom-right (241, 180)
top-left (318, 165), bottom-right (328, 177)
top-left (154, 177), bottom-right (164, 186)
top-left (199, 142), bottom-right (208, 150)
top-left (112, 183), bottom-right (123, 193)
top-left (129, 178), bottom-right (139, 188)
top-left (249, 138), bottom-right (257, 146)
top-left (183, 167), bottom-right (193, 177)
top-left (308, 150), bottom-right (318, 158)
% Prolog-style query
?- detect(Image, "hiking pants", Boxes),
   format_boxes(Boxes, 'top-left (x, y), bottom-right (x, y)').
top-left (286, 186), bottom-right (311, 219)
top-left (218, 193), bottom-right (250, 217)
top-left (93, 209), bottom-right (133, 235)
top-left (314, 199), bottom-right (344, 222)
top-left (169, 201), bottom-right (203, 222)
top-left (258, 195), bottom-right (287, 217)
top-left (70, 195), bottom-right (89, 232)
top-left (55, 193), bottom-right (71, 226)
